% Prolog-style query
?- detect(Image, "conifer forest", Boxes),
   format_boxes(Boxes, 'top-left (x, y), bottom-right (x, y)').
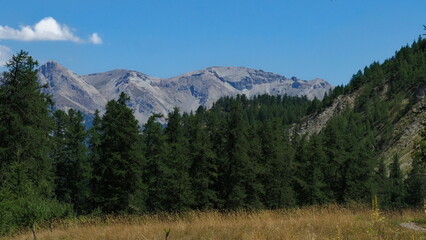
top-left (0, 39), bottom-right (425, 236)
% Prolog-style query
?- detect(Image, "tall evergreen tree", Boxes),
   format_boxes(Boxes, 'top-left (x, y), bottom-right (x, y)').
top-left (222, 101), bottom-right (257, 209)
top-left (373, 158), bottom-right (391, 209)
top-left (0, 51), bottom-right (54, 197)
top-left (294, 134), bottom-right (328, 205)
top-left (405, 123), bottom-right (426, 207)
top-left (142, 113), bottom-right (168, 212)
top-left (186, 107), bottom-right (218, 209)
top-left (404, 156), bottom-right (425, 208)
top-left (52, 110), bottom-right (71, 202)
top-left (67, 110), bottom-right (91, 213)
top-left (53, 109), bottom-right (90, 214)
top-left (206, 106), bottom-right (228, 208)
top-left (322, 115), bottom-right (349, 203)
top-left (162, 107), bottom-right (194, 211)
top-left (88, 110), bottom-right (102, 211)
top-left (388, 155), bottom-right (406, 208)
top-left (93, 92), bottom-right (146, 213)
top-left (260, 119), bottom-right (295, 208)
top-left (0, 51), bottom-right (72, 235)
top-left (52, 110), bottom-right (69, 201)
top-left (244, 122), bottom-right (265, 209)
top-left (343, 122), bottom-right (375, 202)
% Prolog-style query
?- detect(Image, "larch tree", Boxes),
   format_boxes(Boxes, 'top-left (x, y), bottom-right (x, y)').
top-left (93, 92), bottom-right (146, 213)
top-left (142, 113), bottom-right (168, 212)
top-left (0, 51), bottom-right (72, 235)
top-left (186, 107), bottom-right (218, 209)
top-left (162, 107), bottom-right (194, 211)
top-left (53, 109), bottom-right (91, 214)
top-left (0, 50), bottom-right (55, 197)
top-left (405, 122), bottom-right (426, 207)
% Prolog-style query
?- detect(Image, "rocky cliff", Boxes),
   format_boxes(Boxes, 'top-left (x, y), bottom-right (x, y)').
top-left (38, 62), bottom-right (333, 124)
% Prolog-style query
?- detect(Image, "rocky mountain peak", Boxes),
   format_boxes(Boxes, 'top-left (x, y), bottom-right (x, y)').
top-left (39, 61), bottom-right (71, 76)
top-left (37, 62), bottom-right (333, 124)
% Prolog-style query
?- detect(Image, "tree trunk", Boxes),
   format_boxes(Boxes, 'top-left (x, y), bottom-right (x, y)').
top-left (31, 222), bottom-right (37, 240)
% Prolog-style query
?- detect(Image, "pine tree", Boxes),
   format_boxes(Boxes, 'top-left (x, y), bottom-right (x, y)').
top-left (293, 135), bottom-right (310, 205)
top-left (52, 110), bottom-right (69, 201)
top-left (388, 154), bottom-right (406, 208)
top-left (53, 109), bottom-right (91, 213)
top-left (222, 101), bottom-right (253, 209)
top-left (186, 107), bottom-right (218, 209)
top-left (322, 116), bottom-right (348, 203)
top-left (88, 110), bottom-right (102, 211)
top-left (343, 132), bottom-right (375, 202)
top-left (142, 113), bottom-right (168, 212)
top-left (93, 92), bottom-right (146, 213)
top-left (404, 157), bottom-right (425, 208)
top-left (68, 109), bottom-right (91, 213)
top-left (260, 119), bottom-right (295, 208)
top-left (88, 110), bottom-right (102, 170)
top-left (322, 112), bottom-right (375, 203)
top-left (373, 158), bottom-right (391, 209)
top-left (294, 134), bottom-right (328, 205)
top-left (0, 51), bottom-right (54, 197)
top-left (405, 123), bottom-right (426, 207)
top-left (241, 120), bottom-right (264, 209)
top-left (0, 51), bottom-right (72, 234)
top-left (162, 107), bottom-right (194, 211)
top-left (307, 135), bottom-right (328, 204)
top-left (206, 106), bottom-right (228, 208)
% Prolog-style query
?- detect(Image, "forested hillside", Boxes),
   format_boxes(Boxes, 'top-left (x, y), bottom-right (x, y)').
top-left (0, 38), bottom-right (426, 236)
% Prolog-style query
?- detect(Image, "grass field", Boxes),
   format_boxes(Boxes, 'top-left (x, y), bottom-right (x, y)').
top-left (3, 205), bottom-right (425, 240)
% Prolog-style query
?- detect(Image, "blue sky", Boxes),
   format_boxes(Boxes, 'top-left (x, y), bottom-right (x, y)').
top-left (0, 0), bottom-right (425, 86)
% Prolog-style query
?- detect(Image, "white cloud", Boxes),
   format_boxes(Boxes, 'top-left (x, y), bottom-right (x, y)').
top-left (0, 45), bottom-right (11, 65)
top-left (89, 33), bottom-right (102, 44)
top-left (0, 17), bottom-right (101, 44)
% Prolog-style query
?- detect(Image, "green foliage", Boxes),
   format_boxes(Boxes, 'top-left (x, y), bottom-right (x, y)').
top-left (221, 101), bottom-right (260, 209)
top-left (388, 155), bottom-right (406, 208)
top-left (3, 38), bottom-right (426, 236)
top-left (373, 158), bottom-right (391, 209)
top-left (0, 187), bottom-right (73, 236)
top-left (320, 111), bottom-right (377, 203)
top-left (88, 110), bottom-right (102, 211)
top-left (0, 50), bottom-right (54, 197)
top-left (160, 107), bottom-right (194, 211)
top-left (294, 135), bottom-right (328, 205)
top-left (92, 92), bottom-right (146, 213)
top-left (405, 121), bottom-right (426, 207)
top-left (260, 119), bottom-right (296, 208)
top-left (52, 109), bottom-right (91, 214)
top-left (143, 114), bottom-right (168, 212)
top-left (212, 94), bottom-right (312, 125)
top-left (0, 51), bottom-right (71, 236)
top-left (185, 107), bottom-right (218, 209)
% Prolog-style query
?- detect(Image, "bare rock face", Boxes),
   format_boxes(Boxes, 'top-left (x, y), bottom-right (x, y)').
top-left (38, 62), bottom-right (333, 124)
top-left (289, 93), bottom-right (357, 137)
top-left (289, 81), bottom-right (426, 171)
top-left (38, 61), bottom-right (107, 114)
top-left (380, 96), bottom-right (426, 171)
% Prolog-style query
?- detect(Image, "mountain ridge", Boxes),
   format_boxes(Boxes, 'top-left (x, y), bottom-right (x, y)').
top-left (37, 61), bottom-right (333, 124)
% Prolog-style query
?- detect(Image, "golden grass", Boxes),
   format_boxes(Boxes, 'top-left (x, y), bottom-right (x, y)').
top-left (4, 205), bottom-right (426, 240)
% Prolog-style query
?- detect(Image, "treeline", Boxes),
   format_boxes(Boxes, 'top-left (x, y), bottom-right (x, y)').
top-left (1, 37), bottom-right (426, 235)
top-left (53, 93), bottom-right (318, 214)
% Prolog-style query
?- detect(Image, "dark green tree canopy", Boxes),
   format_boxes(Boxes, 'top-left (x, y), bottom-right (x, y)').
top-left (0, 50), bottom-right (54, 197)
top-left (92, 92), bottom-right (146, 213)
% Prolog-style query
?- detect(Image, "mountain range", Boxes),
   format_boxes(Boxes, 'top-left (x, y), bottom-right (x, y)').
top-left (37, 61), bottom-right (333, 124)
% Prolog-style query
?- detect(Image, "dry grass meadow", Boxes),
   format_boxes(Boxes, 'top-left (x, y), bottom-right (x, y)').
top-left (3, 204), bottom-right (426, 240)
